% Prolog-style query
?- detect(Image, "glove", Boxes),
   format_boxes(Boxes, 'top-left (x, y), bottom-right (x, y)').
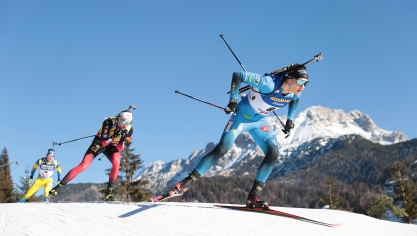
top-left (125, 137), bottom-right (132, 143)
top-left (57, 178), bottom-right (61, 185)
top-left (100, 138), bottom-right (111, 148)
top-left (100, 129), bottom-right (122, 147)
top-left (28, 176), bottom-right (33, 184)
top-left (224, 98), bottom-right (237, 114)
top-left (101, 128), bottom-right (127, 148)
top-left (282, 119), bottom-right (294, 134)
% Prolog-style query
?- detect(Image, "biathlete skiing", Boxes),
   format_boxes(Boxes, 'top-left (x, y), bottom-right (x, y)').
top-left (18, 149), bottom-right (61, 202)
top-left (49, 109), bottom-right (133, 201)
top-left (152, 64), bottom-right (310, 209)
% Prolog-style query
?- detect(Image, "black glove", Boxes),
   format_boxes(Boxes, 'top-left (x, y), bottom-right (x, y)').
top-left (282, 119), bottom-right (294, 134)
top-left (224, 98), bottom-right (237, 114)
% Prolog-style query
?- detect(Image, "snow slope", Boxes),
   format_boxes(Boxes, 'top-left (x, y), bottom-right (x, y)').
top-left (1, 202), bottom-right (416, 236)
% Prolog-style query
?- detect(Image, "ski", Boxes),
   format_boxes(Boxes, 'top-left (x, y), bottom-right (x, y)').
top-left (214, 205), bottom-right (341, 228)
top-left (149, 192), bottom-right (183, 202)
top-left (103, 200), bottom-right (125, 204)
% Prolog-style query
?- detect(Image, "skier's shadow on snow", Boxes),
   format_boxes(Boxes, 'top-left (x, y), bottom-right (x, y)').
top-left (118, 204), bottom-right (159, 218)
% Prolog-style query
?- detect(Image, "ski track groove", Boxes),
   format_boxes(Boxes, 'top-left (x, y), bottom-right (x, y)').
top-left (0, 203), bottom-right (53, 236)
top-left (3, 204), bottom-right (35, 236)
top-left (54, 203), bottom-right (129, 235)
top-left (0, 202), bottom-right (335, 236)
top-left (144, 203), bottom-right (298, 236)
top-left (0, 204), bottom-right (12, 236)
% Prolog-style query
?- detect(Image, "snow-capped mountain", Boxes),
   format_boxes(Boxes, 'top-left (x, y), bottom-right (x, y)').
top-left (136, 106), bottom-right (408, 193)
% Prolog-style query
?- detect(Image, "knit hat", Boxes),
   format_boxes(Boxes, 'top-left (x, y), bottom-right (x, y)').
top-left (288, 65), bottom-right (308, 79)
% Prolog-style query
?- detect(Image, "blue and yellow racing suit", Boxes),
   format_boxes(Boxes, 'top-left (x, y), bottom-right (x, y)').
top-left (19, 158), bottom-right (62, 202)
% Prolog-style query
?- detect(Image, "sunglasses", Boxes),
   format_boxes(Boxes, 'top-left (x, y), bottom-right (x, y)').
top-left (122, 120), bottom-right (132, 125)
top-left (295, 79), bottom-right (309, 87)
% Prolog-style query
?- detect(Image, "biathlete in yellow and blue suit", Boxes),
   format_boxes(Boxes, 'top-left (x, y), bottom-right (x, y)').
top-left (18, 149), bottom-right (61, 202)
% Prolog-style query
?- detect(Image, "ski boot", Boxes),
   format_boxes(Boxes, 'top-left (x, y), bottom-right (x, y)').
top-left (149, 169), bottom-right (201, 202)
top-left (48, 181), bottom-right (66, 197)
top-left (246, 180), bottom-right (269, 210)
top-left (104, 184), bottom-right (117, 201)
top-left (172, 169), bottom-right (200, 194)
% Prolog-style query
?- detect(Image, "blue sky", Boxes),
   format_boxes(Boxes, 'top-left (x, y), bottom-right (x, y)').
top-left (1, 1), bottom-right (416, 188)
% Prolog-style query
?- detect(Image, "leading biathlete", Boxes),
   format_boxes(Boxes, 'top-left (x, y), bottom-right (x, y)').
top-left (154, 64), bottom-right (309, 208)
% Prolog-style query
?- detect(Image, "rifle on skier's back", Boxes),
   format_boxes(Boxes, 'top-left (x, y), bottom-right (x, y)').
top-left (228, 52), bottom-right (323, 95)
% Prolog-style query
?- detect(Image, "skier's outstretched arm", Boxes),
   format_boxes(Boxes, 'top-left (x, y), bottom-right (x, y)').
top-left (287, 98), bottom-right (299, 121)
top-left (282, 99), bottom-right (299, 134)
top-left (54, 160), bottom-right (62, 183)
top-left (29, 159), bottom-right (41, 179)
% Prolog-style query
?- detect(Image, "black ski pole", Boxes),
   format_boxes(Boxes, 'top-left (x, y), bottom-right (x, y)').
top-left (235, 52), bottom-right (324, 94)
top-left (175, 90), bottom-right (224, 110)
top-left (57, 135), bottom-right (95, 146)
top-left (273, 111), bottom-right (291, 138)
top-left (220, 34), bottom-right (247, 72)
top-left (175, 92), bottom-right (291, 137)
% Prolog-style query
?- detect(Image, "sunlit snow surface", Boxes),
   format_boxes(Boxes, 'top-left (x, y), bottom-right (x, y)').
top-left (1, 202), bottom-right (416, 236)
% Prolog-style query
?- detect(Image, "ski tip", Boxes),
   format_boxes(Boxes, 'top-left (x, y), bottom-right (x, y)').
top-left (149, 193), bottom-right (184, 203)
top-left (149, 196), bottom-right (161, 202)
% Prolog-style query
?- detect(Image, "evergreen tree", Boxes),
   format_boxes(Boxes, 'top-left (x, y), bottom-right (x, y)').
top-left (15, 166), bottom-right (41, 202)
top-left (367, 193), bottom-right (407, 220)
top-left (0, 147), bottom-right (16, 203)
top-left (390, 160), bottom-right (417, 223)
top-left (118, 142), bottom-right (152, 202)
top-left (314, 176), bottom-right (350, 210)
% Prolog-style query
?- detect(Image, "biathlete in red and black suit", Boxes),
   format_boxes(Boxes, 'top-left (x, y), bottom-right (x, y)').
top-left (49, 110), bottom-right (133, 201)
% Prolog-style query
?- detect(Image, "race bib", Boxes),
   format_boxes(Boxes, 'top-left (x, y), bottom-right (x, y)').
top-left (39, 164), bottom-right (54, 178)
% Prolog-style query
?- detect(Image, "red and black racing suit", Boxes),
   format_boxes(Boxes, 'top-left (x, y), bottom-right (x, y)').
top-left (61, 116), bottom-right (133, 185)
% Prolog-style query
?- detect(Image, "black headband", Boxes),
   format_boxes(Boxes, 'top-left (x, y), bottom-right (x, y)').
top-left (288, 68), bottom-right (308, 79)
